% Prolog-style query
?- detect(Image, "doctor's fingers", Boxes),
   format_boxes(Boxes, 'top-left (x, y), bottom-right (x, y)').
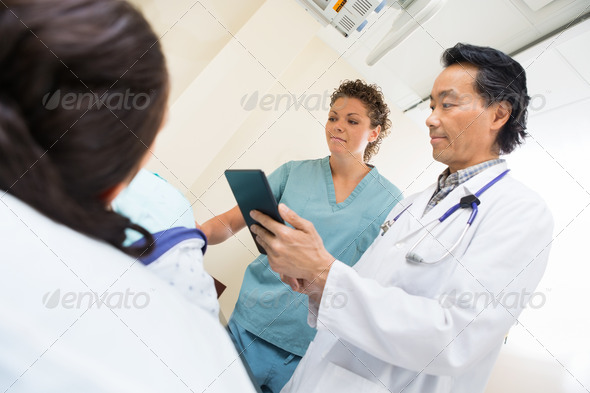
top-left (263, 247), bottom-right (292, 277)
top-left (255, 235), bottom-right (300, 278)
top-left (250, 210), bottom-right (291, 237)
top-left (278, 204), bottom-right (315, 233)
top-left (251, 225), bottom-right (287, 261)
top-left (281, 274), bottom-right (303, 292)
top-left (251, 223), bottom-right (273, 246)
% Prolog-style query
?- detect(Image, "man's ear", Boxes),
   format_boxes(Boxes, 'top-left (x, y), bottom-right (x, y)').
top-left (491, 101), bottom-right (512, 132)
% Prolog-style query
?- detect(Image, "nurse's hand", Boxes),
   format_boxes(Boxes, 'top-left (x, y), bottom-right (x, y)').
top-left (250, 204), bottom-right (335, 297)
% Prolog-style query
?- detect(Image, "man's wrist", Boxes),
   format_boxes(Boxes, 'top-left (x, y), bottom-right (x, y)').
top-left (305, 252), bottom-right (335, 296)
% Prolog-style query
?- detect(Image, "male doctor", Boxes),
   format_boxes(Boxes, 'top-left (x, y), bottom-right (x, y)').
top-left (250, 43), bottom-right (554, 393)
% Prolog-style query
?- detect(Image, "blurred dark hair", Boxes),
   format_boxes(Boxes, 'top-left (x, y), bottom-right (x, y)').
top-left (0, 0), bottom-right (169, 256)
top-left (442, 43), bottom-right (529, 154)
top-left (330, 79), bottom-right (391, 162)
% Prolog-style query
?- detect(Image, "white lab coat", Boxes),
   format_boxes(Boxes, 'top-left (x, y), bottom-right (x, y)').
top-left (282, 162), bottom-right (553, 393)
top-left (0, 194), bottom-right (256, 393)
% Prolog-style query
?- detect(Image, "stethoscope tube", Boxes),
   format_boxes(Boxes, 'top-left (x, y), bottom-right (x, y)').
top-left (381, 169), bottom-right (511, 264)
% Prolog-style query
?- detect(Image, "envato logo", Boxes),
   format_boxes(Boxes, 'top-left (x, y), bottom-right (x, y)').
top-left (42, 89), bottom-right (153, 111)
top-left (241, 90), bottom-right (548, 113)
top-left (241, 288), bottom-right (348, 310)
top-left (240, 90), bottom-right (332, 112)
top-left (481, 91), bottom-right (547, 113)
top-left (433, 91), bottom-right (547, 113)
top-left (42, 288), bottom-right (150, 310)
top-left (528, 94), bottom-right (547, 112)
top-left (438, 289), bottom-right (547, 310)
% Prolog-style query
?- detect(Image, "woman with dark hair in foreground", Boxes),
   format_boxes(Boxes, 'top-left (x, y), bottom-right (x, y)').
top-left (0, 1), bottom-right (255, 391)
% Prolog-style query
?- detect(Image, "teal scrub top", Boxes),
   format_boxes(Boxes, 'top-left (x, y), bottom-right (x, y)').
top-left (232, 157), bottom-right (403, 356)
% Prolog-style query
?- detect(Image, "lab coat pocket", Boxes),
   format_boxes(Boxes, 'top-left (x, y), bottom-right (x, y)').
top-left (311, 362), bottom-right (391, 393)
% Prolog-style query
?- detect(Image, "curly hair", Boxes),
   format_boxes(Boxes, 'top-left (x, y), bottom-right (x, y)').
top-left (330, 80), bottom-right (391, 162)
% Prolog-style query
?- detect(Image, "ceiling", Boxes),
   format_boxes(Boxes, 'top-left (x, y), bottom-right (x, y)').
top-left (310, 0), bottom-right (590, 110)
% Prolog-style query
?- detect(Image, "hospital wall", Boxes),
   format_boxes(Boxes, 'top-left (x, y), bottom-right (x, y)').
top-left (137, 0), bottom-right (439, 318)
top-left (130, 1), bottom-right (590, 392)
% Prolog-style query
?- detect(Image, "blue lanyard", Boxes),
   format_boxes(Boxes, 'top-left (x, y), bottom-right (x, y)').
top-left (439, 169), bottom-right (510, 225)
top-left (381, 169), bottom-right (510, 235)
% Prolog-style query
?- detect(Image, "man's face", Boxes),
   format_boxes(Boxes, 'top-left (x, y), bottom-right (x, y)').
top-left (426, 63), bottom-right (500, 173)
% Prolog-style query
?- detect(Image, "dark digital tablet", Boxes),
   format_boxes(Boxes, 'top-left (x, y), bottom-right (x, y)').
top-left (224, 169), bottom-right (284, 255)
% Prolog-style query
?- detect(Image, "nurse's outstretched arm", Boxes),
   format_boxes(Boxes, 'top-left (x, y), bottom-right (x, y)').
top-left (201, 205), bottom-right (246, 245)
top-left (250, 204), bottom-right (334, 299)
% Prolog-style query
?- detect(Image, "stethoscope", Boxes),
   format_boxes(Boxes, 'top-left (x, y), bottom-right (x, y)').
top-left (380, 169), bottom-right (510, 264)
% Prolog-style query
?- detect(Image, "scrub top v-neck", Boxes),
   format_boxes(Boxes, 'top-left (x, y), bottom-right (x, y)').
top-left (321, 156), bottom-right (377, 210)
top-left (231, 156), bottom-right (403, 356)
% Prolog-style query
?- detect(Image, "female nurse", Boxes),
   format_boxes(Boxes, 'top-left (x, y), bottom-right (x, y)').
top-left (201, 80), bottom-right (403, 393)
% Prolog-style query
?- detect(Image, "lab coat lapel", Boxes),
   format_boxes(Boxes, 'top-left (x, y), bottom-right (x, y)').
top-left (412, 163), bottom-right (507, 228)
top-left (461, 161), bottom-right (509, 199)
top-left (389, 184), bottom-right (438, 241)
top-left (388, 162), bottom-right (509, 243)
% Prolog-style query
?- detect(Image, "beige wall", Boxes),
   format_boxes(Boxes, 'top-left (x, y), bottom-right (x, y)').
top-left (130, 0), bottom-right (433, 317)
top-left (127, 1), bottom-right (590, 392)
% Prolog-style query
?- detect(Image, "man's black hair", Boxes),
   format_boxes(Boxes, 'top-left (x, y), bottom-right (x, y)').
top-left (442, 43), bottom-right (530, 154)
